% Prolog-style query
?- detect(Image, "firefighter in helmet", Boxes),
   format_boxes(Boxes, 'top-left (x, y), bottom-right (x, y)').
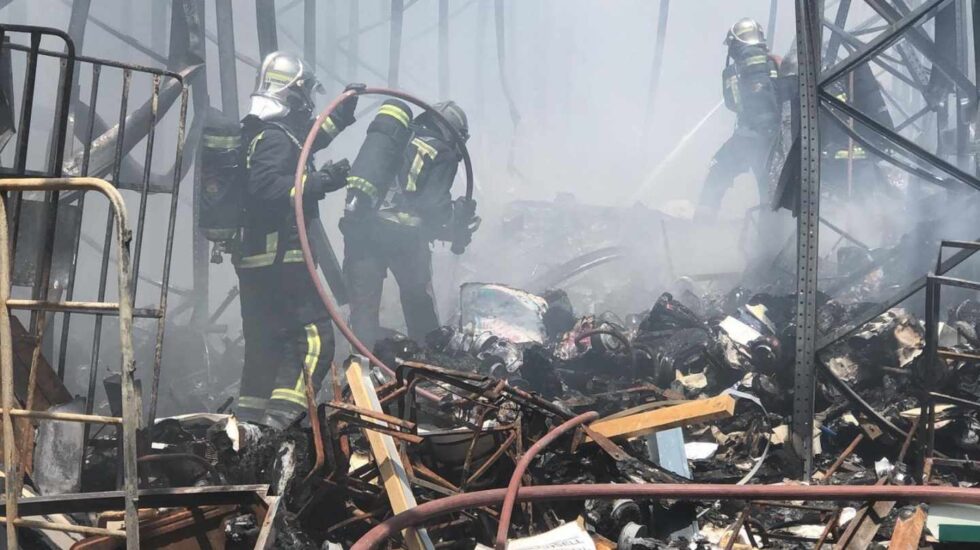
top-left (696, 18), bottom-right (781, 221)
top-left (235, 52), bottom-right (355, 428)
top-left (342, 100), bottom-right (475, 349)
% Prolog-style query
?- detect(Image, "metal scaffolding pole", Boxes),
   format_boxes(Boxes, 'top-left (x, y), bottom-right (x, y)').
top-left (388, 0), bottom-right (404, 88)
top-left (642, 0), bottom-right (669, 144)
top-left (215, 0), bottom-right (240, 121)
top-left (348, 0), bottom-right (359, 79)
top-left (439, 0), bottom-right (449, 99)
top-left (791, 0), bottom-right (822, 479)
top-left (256, 0), bottom-right (279, 59)
top-left (304, 0), bottom-right (316, 71)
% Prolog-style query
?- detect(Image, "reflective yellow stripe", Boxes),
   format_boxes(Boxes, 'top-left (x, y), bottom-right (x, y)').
top-left (290, 172), bottom-right (308, 198)
top-left (237, 396), bottom-right (268, 410)
top-left (346, 176), bottom-right (379, 200)
top-left (378, 104), bottom-right (410, 127)
top-left (264, 70), bottom-right (295, 84)
top-left (378, 211), bottom-right (422, 227)
top-left (270, 388), bottom-right (307, 408)
top-left (321, 116), bottom-right (340, 138)
top-left (405, 138), bottom-right (439, 193)
top-left (834, 146), bottom-right (867, 159)
top-left (204, 134), bottom-right (241, 149)
top-left (266, 232), bottom-right (278, 252)
top-left (744, 55), bottom-right (768, 66)
top-left (246, 131), bottom-right (266, 169)
top-left (294, 323), bottom-right (321, 392)
top-left (237, 249), bottom-right (305, 268)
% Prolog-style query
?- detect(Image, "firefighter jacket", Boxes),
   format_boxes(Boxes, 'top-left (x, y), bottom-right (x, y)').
top-left (379, 122), bottom-right (459, 239)
top-left (722, 43), bottom-right (781, 133)
top-left (237, 112), bottom-right (346, 269)
top-left (822, 63), bottom-right (894, 160)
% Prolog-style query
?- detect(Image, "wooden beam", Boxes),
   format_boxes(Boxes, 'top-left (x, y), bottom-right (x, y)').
top-left (346, 358), bottom-right (434, 550)
top-left (889, 505), bottom-right (928, 550)
top-left (587, 394), bottom-right (736, 442)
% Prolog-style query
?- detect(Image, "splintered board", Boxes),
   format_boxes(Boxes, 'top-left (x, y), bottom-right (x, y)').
top-left (587, 394), bottom-right (737, 442)
top-left (346, 358), bottom-right (434, 550)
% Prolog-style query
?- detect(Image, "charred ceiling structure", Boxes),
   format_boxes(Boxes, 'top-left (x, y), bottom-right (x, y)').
top-left (1, 1), bottom-right (980, 550)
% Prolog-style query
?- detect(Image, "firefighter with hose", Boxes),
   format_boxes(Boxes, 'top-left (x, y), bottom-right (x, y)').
top-left (341, 100), bottom-right (478, 349)
top-left (695, 18), bottom-right (781, 221)
top-left (206, 52), bottom-right (356, 428)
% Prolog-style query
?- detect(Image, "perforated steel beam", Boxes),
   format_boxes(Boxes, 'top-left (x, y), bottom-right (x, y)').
top-left (791, 0), bottom-right (822, 480)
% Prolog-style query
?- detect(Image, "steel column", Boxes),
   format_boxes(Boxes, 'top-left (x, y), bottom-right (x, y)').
top-left (642, 0), bottom-right (669, 144)
top-left (388, 0), bottom-right (404, 88)
top-left (439, 0), bottom-right (449, 99)
top-left (792, 0), bottom-right (823, 479)
top-left (215, 0), bottom-right (240, 121)
top-left (256, 0), bottom-right (279, 58)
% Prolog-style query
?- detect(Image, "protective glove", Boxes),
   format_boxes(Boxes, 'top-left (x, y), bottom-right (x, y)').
top-left (304, 159), bottom-right (351, 200)
top-left (449, 197), bottom-right (480, 254)
top-left (330, 83), bottom-right (364, 130)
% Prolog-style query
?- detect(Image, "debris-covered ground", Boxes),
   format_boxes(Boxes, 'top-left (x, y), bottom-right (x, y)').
top-left (42, 278), bottom-right (980, 549)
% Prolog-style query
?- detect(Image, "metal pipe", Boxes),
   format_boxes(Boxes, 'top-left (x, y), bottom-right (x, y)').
top-left (0, 408), bottom-right (121, 425)
top-left (352, 483), bottom-right (980, 550)
top-left (0, 193), bottom-right (19, 548)
top-left (494, 411), bottom-right (598, 550)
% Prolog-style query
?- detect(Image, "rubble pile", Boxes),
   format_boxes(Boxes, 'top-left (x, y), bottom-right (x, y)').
top-left (22, 283), bottom-right (980, 548)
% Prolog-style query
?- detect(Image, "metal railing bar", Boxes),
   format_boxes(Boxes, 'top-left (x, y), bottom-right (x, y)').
top-left (56, 62), bottom-right (101, 380)
top-left (129, 74), bottom-right (159, 299)
top-left (146, 87), bottom-right (188, 429)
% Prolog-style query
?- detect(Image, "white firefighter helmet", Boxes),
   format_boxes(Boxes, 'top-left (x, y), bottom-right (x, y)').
top-left (248, 51), bottom-right (323, 120)
top-left (725, 18), bottom-right (766, 47)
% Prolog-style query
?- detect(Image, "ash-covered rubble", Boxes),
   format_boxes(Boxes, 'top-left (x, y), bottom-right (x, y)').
top-left (51, 284), bottom-right (980, 548)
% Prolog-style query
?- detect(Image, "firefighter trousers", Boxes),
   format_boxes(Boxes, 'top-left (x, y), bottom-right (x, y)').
top-left (342, 223), bottom-right (439, 349)
top-left (696, 130), bottom-right (775, 220)
top-left (236, 262), bottom-right (334, 424)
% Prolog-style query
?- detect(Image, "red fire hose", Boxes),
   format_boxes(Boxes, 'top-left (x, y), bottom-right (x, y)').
top-left (495, 411), bottom-right (598, 550)
top-left (351, 482), bottom-right (980, 550)
top-left (293, 88), bottom-right (474, 403)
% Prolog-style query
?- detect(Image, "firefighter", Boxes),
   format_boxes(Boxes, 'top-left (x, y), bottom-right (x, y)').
top-left (341, 101), bottom-right (470, 349)
top-left (235, 52), bottom-right (356, 428)
top-left (696, 18), bottom-right (781, 221)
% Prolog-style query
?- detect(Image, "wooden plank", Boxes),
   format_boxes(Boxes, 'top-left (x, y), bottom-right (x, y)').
top-left (889, 504), bottom-right (927, 550)
top-left (9, 316), bottom-right (71, 410)
top-left (835, 495), bottom-right (894, 549)
top-left (587, 394), bottom-right (736, 442)
top-left (346, 358), bottom-right (434, 550)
